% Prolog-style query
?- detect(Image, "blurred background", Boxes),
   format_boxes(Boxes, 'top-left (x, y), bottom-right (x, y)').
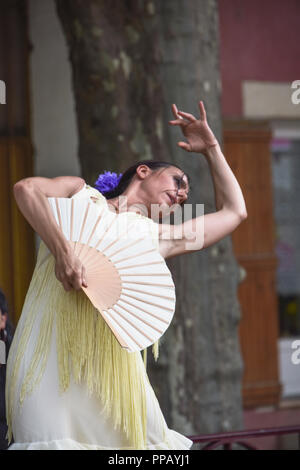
top-left (0, 0), bottom-right (300, 450)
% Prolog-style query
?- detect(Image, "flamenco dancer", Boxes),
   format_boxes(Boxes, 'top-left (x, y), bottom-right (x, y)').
top-left (5, 101), bottom-right (247, 450)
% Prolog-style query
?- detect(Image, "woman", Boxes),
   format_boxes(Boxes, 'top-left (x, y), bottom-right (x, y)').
top-left (5, 101), bottom-right (247, 450)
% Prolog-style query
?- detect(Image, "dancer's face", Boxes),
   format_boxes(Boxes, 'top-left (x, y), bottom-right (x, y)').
top-left (107, 165), bottom-right (190, 220)
top-left (134, 165), bottom-right (189, 220)
top-left (135, 165), bottom-right (190, 209)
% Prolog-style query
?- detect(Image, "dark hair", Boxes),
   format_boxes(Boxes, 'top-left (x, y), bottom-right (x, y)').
top-left (103, 160), bottom-right (190, 201)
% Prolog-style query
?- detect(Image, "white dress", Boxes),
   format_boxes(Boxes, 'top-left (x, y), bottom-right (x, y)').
top-left (5, 184), bottom-right (193, 450)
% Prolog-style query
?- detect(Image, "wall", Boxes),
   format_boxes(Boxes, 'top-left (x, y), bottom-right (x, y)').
top-left (28, 0), bottom-right (80, 177)
top-left (219, 0), bottom-right (300, 118)
top-left (28, 0), bottom-right (81, 251)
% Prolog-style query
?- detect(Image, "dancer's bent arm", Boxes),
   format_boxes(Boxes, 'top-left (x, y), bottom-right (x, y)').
top-left (13, 176), bottom-right (87, 291)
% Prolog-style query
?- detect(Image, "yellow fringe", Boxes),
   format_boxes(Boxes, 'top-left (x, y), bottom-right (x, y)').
top-left (152, 339), bottom-right (159, 362)
top-left (55, 286), bottom-right (148, 449)
top-left (143, 348), bottom-right (147, 369)
top-left (143, 339), bottom-right (160, 372)
top-left (6, 240), bottom-right (163, 449)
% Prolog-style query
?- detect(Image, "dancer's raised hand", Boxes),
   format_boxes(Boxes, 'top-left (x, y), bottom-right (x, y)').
top-left (168, 100), bottom-right (219, 155)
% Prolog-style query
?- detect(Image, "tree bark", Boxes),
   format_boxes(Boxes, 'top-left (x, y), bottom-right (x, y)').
top-left (55, 0), bottom-right (244, 440)
top-left (55, 0), bottom-right (167, 186)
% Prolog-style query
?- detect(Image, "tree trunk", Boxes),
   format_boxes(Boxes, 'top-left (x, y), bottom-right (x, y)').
top-left (55, 0), bottom-right (244, 439)
top-left (151, 1), bottom-right (245, 438)
top-left (55, 0), bottom-right (167, 186)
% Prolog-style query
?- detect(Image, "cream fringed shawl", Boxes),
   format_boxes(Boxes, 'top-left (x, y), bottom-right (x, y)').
top-left (6, 189), bottom-right (160, 450)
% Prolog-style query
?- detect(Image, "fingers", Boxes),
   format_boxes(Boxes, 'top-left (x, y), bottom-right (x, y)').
top-left (170, 103), bottom-right (196, 125)
top-left (168, 118), bottom-right (185, 126)
top-left (177, 141), bottom-right (192, 151)
top-left (82, 265), bottom-right (88, 288)
top-left (171, 103), bottom-right (180, 119)
top-left (171, 101), bottom-right (207, 123)
top-left (171, 103), bottom-right (185, 121)
top-left (177, 110), bottom-right (196, 122)
top-left (71, 265), bottom-right (88, 291)
top-left (71, 270), bottom-right (87, 291)
top-left (59, 270), bottom-right (87, 292)
top-left (55, 266), bottom-right (71, 291)
top-left (169, 105), bottom-right (187, 126)
top-left (62, 280), bottom-right (73, 292)
top-left (55, 257), bottom-right (88, 292)
top-left (198, 100), bottom-right (207, 121)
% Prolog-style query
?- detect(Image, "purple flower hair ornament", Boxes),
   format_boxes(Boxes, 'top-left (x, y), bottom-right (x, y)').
top-left (94, 171), bottom-right (123, 195)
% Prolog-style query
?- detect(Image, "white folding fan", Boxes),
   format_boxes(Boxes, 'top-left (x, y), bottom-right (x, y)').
top-left (47, 196), bottom-right (176, 353)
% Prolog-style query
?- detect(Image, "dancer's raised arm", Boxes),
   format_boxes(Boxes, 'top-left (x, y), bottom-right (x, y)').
top-left (159, 101), bottom-right (247, 259)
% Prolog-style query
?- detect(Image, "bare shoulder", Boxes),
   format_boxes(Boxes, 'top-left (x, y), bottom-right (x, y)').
top-left (14, 176), bottom-right (86, 198)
